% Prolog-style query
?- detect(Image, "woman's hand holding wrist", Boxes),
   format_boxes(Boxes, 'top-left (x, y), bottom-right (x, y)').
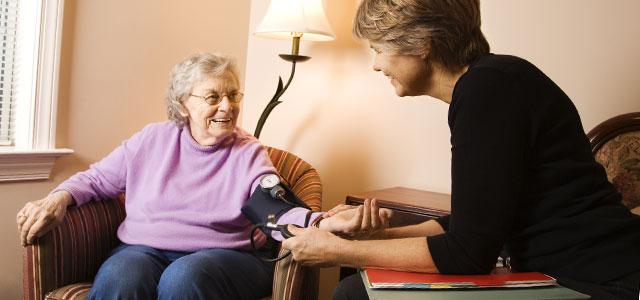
top-left (281, 225), bottom-right (348, 267)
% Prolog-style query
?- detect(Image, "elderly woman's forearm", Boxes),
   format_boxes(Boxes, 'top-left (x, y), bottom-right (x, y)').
top-left (336, 237), bottom-right (439, 273)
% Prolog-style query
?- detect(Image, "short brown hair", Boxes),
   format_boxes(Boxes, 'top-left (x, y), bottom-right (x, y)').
top-left (353, 0), bottom-right (490, 72)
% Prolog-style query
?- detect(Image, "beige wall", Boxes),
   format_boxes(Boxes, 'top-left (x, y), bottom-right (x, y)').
top-left (2, 0), bottom-right (640, 298)
top-left (0, 0), bottom-right (251, 298)
top-left (242, 0), bottom-right (640, 298)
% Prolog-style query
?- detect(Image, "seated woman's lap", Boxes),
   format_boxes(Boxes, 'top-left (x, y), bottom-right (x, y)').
top-left (333, 273), bottom-right (369, 300)
top-left (88, 244), bottom-right (274, 300)
top-left (158, 248), bottom-right (274, 299)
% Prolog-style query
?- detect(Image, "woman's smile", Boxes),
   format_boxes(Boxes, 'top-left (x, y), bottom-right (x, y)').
top-left (209, 117), bottom-right (233, 125)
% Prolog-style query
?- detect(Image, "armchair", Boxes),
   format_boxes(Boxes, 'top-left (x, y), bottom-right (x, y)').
top-left (587, 112), bottom-right (640, 214)
top-left (23, 146), bottom-right (322, 300)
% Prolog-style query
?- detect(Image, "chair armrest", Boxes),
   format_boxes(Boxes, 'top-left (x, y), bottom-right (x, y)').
top-left (272, 168), bottom-right (322, 300)
top-left (23, 199), bottom-right (125, 300)
top-left (265, 146), bottom-right (324, 300)
top-left (272, 248), bottom-right (320, 300)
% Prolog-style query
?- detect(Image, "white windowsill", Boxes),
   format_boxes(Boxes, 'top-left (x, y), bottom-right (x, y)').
top-left (0, 148), bottom-right (73, 182)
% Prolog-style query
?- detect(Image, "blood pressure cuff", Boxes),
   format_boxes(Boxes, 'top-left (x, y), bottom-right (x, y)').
top-left (241, 182), bottom-right (310, 226)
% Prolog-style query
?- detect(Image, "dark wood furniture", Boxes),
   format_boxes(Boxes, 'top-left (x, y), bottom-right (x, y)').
top-left (340, 186), bottom-right (451, 279)
top-left (587, 112), bottom-right (640, 154)
top-left (586, 112), bottom-right (640, 214)
top-left (346, 186), bottom-right (450, 227)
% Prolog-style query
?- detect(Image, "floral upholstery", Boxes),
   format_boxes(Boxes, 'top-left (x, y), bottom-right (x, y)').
top-left (23, 146), bottom-right (322, 300)
top-left (593, 131), bottom-right (640, 214)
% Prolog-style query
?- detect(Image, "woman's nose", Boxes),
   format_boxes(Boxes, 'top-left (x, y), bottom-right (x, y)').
top-left (217, 96), bottom-right (233, 111)
top-left (372, 56), bottom-right (382, 72)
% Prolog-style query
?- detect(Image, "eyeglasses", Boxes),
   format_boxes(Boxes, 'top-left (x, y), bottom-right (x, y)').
top-left (189, 91), bottom-right (244, 105)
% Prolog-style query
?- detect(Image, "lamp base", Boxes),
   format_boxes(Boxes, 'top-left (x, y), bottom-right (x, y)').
top-left (279, 54), bottom-right (311, 62)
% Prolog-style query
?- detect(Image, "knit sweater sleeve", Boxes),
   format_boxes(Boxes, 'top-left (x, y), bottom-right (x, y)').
top-left (51, 125), bottom-right (148, 206)
top-left (427, 68), bottom-right (528, 274)
top-left (242, 141), bottom-right (278, 195)
top-left (235, 139), bottom-right (318, 241)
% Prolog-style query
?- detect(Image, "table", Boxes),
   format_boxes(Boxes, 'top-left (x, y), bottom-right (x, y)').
top-left (360, 270), bottom-right (589, 300)
top-left (341, 187), bottom-right (451, 279)
top-left (345, 186), bottom-right (451, 227)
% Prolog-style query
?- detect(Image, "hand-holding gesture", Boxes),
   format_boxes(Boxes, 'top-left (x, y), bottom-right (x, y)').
top-left (281, 225), bottom-right (345, 267)
top-left (17, 191), bottom-right (73, 246)
top-left (319, 198), bottom-right (392, 239)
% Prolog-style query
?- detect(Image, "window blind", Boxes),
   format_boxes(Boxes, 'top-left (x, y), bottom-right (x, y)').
top-left (0, 0), bottom-right (18, 146)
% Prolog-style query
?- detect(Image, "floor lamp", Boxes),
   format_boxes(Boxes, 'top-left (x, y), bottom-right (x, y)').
top-left (253, 0), bottom-right (335, 139)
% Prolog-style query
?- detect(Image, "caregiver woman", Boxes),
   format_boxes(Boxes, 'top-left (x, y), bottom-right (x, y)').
top-left (281, 1), bottom-right (640, 299)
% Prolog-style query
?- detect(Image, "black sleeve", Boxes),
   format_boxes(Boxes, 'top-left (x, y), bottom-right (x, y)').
top-left (435, 215), bottom-right (450, 231)
top-left (427, 68), bottom-right (528, 274)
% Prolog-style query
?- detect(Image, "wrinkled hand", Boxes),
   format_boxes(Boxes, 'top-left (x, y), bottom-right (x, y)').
top-left (17, 191), bottom-right (73, 246)
top-left (281, 225), bottom-right (344, 267)
top-left (319, 198), bottom-right (392, 239)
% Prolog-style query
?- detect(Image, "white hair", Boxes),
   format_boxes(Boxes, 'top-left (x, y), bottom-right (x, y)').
top-left (165, 53), bottom-right (239, 126)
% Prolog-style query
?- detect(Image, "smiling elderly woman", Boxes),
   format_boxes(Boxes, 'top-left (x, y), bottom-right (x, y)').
top-left (16, 53), bottom-right (312, 299)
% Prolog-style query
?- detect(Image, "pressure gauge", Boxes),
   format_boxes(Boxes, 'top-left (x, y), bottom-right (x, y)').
top-left (260, 174), bottom-right (280, 190)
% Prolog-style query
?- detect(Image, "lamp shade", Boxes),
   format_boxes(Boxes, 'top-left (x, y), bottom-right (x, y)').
top-left (254, 0), bottom-right (335, 41)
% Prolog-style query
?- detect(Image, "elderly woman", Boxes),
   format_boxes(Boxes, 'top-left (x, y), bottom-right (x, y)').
top-left (281, 1), bottom-right (640, 300)
top-left (16, 53), bottom-right (385, 299)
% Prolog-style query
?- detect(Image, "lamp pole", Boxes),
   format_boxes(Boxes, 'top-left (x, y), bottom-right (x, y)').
top-left (254, 35), bottom-right (310, 139)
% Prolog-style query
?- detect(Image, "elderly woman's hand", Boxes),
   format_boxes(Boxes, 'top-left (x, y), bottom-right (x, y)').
top-left (281, 225), bottom-right (345, 267)
top-left (17, 191), bottom-right (74, 246)
top-left (318, 198), bottom-right (392, 239)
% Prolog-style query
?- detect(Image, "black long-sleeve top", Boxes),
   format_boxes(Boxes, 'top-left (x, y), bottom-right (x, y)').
top-left (426, 54), bottom-right (640, 283)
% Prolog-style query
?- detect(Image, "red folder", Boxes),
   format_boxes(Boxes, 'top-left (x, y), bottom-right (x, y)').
top-left (363, 267), bottom-right (557, 289)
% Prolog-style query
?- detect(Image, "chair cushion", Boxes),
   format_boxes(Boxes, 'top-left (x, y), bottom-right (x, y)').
top-left (45, 283), bottom-right (91, 300)
top-left (594, 131), bottom-right (640, 211)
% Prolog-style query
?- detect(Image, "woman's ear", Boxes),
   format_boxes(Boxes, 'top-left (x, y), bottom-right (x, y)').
top-left (178, 102), bottom-right (189, 118)
top-left (420, 43), bottom-right (431, 60)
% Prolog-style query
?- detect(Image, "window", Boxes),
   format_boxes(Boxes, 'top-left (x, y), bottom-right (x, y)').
top-left (0, 0), bottom-right (72, 182)
top-left (0, 0), bottom-right (18, 146)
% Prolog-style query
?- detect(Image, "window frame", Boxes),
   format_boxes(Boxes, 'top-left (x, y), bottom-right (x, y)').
top-left (0, 0), bottom-right (72, 182)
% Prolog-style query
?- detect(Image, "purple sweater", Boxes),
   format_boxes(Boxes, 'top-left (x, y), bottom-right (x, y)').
top-left (53, 122), bottom-right (316, 252)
